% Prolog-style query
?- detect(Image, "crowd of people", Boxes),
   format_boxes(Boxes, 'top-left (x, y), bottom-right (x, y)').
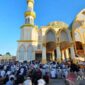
top-left (0, 60), bottom-right (84, 85)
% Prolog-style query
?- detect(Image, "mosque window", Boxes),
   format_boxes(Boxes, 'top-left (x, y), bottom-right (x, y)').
top-left (27, 18), bottom-right (30, 23)
top-left (25, 18), bottom-right (30, 24)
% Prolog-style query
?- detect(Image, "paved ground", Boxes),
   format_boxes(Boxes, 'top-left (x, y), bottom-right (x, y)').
top-left (49, 79), bottom-right (65, 85)
top-left (49, 79), bottom-right (85, 85)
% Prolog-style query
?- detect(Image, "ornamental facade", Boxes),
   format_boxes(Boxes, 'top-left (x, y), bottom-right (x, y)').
top-left (17, 0), bottom-right (85, 63)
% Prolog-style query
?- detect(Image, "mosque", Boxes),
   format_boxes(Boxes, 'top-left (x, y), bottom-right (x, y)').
top-left (17, 0), bottom-right (85, 63)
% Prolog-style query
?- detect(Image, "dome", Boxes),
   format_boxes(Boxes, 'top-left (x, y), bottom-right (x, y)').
top-left (72, 9), bottom-right (85, 29)
top-left (48, 21), bottom-right (68, 29)
top-left (78, 9), bottom-right (85, 15)
top-left (76, 9), bottom-right (85, 21)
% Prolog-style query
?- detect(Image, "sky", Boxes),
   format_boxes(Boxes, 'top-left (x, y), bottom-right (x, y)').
top-left (0, 0), bottom-right (85, 56)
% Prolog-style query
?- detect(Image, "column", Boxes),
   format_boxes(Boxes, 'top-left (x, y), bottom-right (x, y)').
top-left (62, 51), bottom-right (65, 61)
top-left (52, 51), bottom-right (55, 61)
top-left (32, 51), bottom-right (35, 60)
top-left (83, 44), bottom-right (85, 54)
top-left (42, 46), bottom-right (46, 64)
top-left (56, 46), bottom-right (61, 62)
top-left (65, 49), bottom-right (69, 60)
top-left (70, 46), bottom-right (75, 59)
top-left (83, 44), bottom-right (85, 62)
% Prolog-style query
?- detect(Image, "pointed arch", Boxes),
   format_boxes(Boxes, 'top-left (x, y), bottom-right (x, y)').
top-left (17, 44), bottom-right (26, 52)
top-left (59, 29), bottom-right (70, 42)
top-left (27, 44), bottom-right (33, 61)
top-left (45, 28), bottom-right (57, 43)
top-left (18, 45), bottom-right (26, 61)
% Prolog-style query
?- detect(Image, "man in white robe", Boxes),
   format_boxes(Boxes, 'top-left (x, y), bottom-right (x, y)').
top-left (23, 77), bottom-right (32, 85)
top-left (38, 78), bottom-right (46, 85)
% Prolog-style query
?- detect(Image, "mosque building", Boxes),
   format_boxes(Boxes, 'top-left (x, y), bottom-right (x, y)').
top-left (17, 0), bottom-right (85, 63)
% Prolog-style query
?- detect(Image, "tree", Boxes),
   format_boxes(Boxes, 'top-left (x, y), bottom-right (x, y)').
top-left (6, 52), bottom-right (11, 56)
top-left (0, 54), bottom-right (2, 56)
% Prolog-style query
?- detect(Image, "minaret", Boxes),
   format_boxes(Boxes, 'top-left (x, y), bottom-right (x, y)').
top-left (17, 0), bottom-right (37, 62)
top-left (20, 0), bottom-right (36, 40)
top-left (25, 0), bottom-right (36, 25)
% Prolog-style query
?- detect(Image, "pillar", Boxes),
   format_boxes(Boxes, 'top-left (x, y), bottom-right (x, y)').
top-left (83, 44), bottom-right (85, 54)
top-left (32, 51), bottom-right (35, 60)
top-left (84, 45), bottom-right (85, 61)
top-left (62, 51), bottom-right (65, 61)
top-left (56, 46), bottom-right (61, 62)
top-left (42, 46), bottom-right (46, 64)
top-left (70, 46), bottom-right (75, 59)
top-left (65, 49), bottom-right (69, 60)
top-left (52, 51), bottom-right (55, 61)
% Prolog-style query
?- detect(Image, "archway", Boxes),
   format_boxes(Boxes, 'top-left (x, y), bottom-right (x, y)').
top-left (59, 30), bottom-right (70, 49)
top-left (19, 46), bottom-right (25, 62)
top-left (45, 29), bottom-right (57, 61)
top-left (59, 30), bottom-right (71, 61)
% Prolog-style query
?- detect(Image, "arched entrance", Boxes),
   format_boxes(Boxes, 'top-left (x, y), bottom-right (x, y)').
top-left (59, 30), bottom-right (71, 61)
top-left (45, 29), bottom-right (57, 61)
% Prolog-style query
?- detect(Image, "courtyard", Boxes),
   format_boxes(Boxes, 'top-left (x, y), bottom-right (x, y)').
top-left (49, 79), bottom-right (65, 85)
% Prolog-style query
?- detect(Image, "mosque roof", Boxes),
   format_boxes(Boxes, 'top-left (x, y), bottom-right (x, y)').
top-left (47, 21), bottom-right (68, 29)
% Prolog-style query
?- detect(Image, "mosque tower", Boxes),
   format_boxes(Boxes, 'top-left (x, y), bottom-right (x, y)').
top-left (25, 0), bottom-right (36, 25)
top-left (17, 0), bottom-right (38, 62)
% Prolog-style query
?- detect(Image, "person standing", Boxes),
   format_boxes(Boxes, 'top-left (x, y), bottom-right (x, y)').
top-left (38, 77), bottom-right (46, 85)
top-left (6, 77), bottom-right (14, 85)
top-left (23, 77), bottom-right (32, 85)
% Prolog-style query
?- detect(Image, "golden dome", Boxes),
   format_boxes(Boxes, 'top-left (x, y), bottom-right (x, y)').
top-left (24, 11), bottom-right (36, 18)
top-left (27, 0), bottom-right (34, 4)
